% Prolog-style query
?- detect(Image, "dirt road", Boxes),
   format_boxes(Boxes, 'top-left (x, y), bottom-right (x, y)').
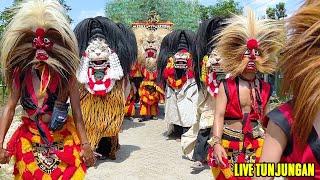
top-left (86, 118), bottom-right (212, 180)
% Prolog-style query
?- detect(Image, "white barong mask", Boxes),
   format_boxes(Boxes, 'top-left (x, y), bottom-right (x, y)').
top-left (77, 38), bottom-right (124, 96)
top-left (205, 49), bottom-right (221, 96)
top-left (207, 49), bottom-right (221, 72)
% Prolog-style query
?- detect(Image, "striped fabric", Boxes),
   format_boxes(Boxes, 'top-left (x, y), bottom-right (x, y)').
top-left (207, 131), bottom-right (264, 180)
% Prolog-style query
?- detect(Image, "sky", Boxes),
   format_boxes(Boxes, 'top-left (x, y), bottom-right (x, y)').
top-left (0, 0), bottom-right (303, 28)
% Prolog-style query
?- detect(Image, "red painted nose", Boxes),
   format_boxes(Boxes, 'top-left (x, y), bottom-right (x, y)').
top-left (249, 49), bottom-right (256, 60)
top-left (34, 38), bottom-right (45, 49)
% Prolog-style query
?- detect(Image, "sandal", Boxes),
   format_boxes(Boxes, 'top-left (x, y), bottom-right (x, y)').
top-left (191, 161), bottom-right (205, 170)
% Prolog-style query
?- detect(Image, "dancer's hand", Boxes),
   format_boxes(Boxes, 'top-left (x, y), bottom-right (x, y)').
top-left (0, 148), bottom-right (9, 164)
top-left (213, 144), bottom-right (227, 167)
top-left (81, 143), bottom-right (96, 167)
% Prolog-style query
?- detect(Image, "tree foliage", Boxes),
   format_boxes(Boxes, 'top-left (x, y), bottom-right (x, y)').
top-left (202, 0), bottom-right (242, 20)
top-left (106, 0), bottom-right (242, 31)
top-left (266, 2), bottom-right (287, 20)
top-left (106, 0), bottom-right (201, 31)
top-left (266, 7), bottom-right (276, 20)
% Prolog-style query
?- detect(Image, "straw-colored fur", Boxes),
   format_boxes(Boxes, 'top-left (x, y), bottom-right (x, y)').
top-left (280, 1), bottom-right (320, 144)
top-left (133, 27), bottom-right (171, 66)
top-left (215, 9), bottom-right (284, 77)
top-left (0, 0), bottom-right (79, 91)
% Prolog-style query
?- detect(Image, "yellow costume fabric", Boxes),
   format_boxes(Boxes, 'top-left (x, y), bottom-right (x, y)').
top-left (7, 116), bottom-right (86, 180)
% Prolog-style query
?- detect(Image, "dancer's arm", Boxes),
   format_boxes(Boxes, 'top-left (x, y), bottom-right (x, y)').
top-left (0, 88), bottom-right (20, 164)
top-left (69, 77), bottom-right (95, 166)
top-left (255, 120), bottom-right (287, 180)
top-left (211, 82), bottom-right (228, 167)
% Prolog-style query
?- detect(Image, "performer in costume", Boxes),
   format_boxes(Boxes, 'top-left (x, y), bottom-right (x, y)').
top-left (207, 9), bottom-right (283, 179)
top-left (259, 1), bottom-right (320, 179)
top-left (129, 62), bottom-right (143, 103)
top-left (0, 0), bottom-right (95, 179)
top-left (118, 22), bottom-right (139, 119)
top-left (124, 81), bottom-right (137, 118)
top-left (158, 30), bottom-right (198, 139)
top-left (132, 11), bottom-right (172, 121)
top-left (74, 17), bottom-right (137, 160)
top-left (181, 17), bottom-right (226, 170)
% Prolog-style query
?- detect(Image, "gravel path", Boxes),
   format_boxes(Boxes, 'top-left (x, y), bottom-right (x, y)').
top-left (86, 118), bottom-right (212, 180)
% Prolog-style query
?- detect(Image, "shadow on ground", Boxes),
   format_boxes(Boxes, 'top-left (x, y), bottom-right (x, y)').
top-left (181, 155), bottom-right (210, 175)
top-left (121, 119), bottom-right (146, 131)
top-left (121, 103), bottom-right (165, 131)
top-left (96, 144), bottom-right (141, 165)
top-left (190, 165), bottom-right (210, 174)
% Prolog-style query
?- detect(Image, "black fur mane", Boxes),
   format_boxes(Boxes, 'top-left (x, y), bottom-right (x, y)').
top-left (73, 16), bottom-right (137, 74)
top-left (194, 16), bottom-right (227, 89)
top-left (157, 30), bottom-right (196, 87)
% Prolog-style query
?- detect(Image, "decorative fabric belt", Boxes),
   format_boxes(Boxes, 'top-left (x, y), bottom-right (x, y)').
top-left (222, 122), bottom-right (264, 141)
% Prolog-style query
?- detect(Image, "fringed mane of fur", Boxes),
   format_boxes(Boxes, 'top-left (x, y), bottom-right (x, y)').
top-left (133, 27), bottom-right (147, 66)
top-left (0, 0), bottom-right (79, 91)
top-left (73, 16), bottom-right (137, 74)
top-left (280, 1), bottom-right (320, 144)
top-left (194, 17), bottom-right (227, 88)
top-left (215, 9), bottom-right (283, 77)
top-left (133, 27), bottom-right (171, 67)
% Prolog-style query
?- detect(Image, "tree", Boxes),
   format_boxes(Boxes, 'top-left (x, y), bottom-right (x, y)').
top-left (106, 0), bottom-right (201, 31)
top-left (198, 5), bottom-right (210, 21)
top-left (265, 2), bottom-right (287, 97)
top-left (275, 2), bottom-right (287, 19)
top-left (198, 0), bottom-right (243, 21)
top-left (106, 0), bottom-right (242, 31)
top-left (208, 0), bottom-right (242, 19)
top-left (266, 2), bottom-right (287, 20)
top-left (266, 7), bottom-right (276, 19)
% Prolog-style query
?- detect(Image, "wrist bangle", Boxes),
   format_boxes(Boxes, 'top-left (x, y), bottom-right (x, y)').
top-left (207, 136), bottom-right (221, 147)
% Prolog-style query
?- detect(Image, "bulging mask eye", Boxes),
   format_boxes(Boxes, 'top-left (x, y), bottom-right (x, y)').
top-left (254, 49), bottom-right (260, 56)
top-left (244, 49), bottom-right (250, 55)
top-left (44, 38), bottom-right (50, 43)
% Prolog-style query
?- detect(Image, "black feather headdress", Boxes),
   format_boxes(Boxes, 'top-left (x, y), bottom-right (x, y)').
top-left (194, 17), bottom-right (227, 88)
top-left (73, 16), bottom-right (137, 74)
top-left (116, 22), bottom-right (138, 66)
top-left (157, 30), bottom-right (196, 86)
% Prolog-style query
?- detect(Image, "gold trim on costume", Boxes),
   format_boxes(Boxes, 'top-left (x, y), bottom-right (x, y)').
top-left (222, 122), bottom-right (264, 141)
